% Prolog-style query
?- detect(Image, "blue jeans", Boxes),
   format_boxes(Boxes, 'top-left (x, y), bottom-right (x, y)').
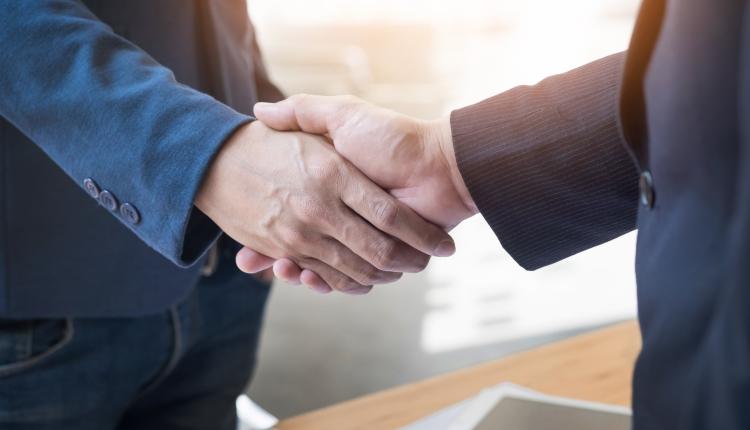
top-left (0, 253), bottom-right (271, 430)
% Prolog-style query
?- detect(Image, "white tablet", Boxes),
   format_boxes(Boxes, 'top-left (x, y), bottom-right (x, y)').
top-left (401, 383), bottom-right (631, 430)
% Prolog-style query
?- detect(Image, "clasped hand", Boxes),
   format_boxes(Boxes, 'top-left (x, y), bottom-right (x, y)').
top-left (197, 95), bottom-right (478, 294)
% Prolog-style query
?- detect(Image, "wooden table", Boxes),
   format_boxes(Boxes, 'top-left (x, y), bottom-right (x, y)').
top-left (277, 321), bottom-right (641, 430)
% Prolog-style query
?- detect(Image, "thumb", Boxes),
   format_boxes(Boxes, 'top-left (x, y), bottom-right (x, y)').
top-left (236, 247), bottom-right (275, 274)
top-left (254, 94), bottom-right (355, 135)
top-left (253, 100), bottom-right (301, 131)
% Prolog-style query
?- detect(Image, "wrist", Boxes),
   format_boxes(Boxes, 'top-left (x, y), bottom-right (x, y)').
top-left (425, 116), bottom-right (478, 215)
top-left (195, 121), bottom-right (255, 216)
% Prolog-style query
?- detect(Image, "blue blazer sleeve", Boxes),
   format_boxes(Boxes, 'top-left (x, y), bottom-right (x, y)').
top-left (450, 53), bottom-right (640, 270)
top-left (0, 1), bottom-right (252, 267)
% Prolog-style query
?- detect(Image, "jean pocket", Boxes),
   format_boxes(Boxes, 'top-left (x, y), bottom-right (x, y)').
top-left (0, 318), bottom-right (74, 378)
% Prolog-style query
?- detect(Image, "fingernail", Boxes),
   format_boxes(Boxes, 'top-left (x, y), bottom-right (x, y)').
top-left (434, 239), bottom-right (456, 257)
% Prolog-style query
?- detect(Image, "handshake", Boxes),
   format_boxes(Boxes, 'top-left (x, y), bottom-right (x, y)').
top-left (195, 95), bottom-right (479, 294)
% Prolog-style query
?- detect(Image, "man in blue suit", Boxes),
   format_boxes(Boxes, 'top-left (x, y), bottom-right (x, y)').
top-left (0, 1), bottom-right (455, 429)
top-left (240, 0), bottom-right (750, 428)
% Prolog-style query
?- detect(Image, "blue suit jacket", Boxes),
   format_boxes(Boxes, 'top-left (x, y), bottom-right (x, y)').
top-left (0, 1), bottom-right (281, 317)
top-left (452, 0), bottom-right (750, 428)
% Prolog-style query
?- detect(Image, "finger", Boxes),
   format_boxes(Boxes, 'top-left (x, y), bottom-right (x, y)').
top-left (344, 285), bottom-right (374, 295)
top-left (301, 269), bottom-right (372, 295)
top-left (236, 247), bottom-right (276, 274)
top-left (272, 259), bottom-right (302, 285)
top-left (299, 269), bottom-right (332, 294)
top-left (254, 95), bottom-right (354, 135)
top-left (325, 206), bottom-right (431, 273)
top-left (297, 258), bottom-right (372, 295)
top-left (304, 236), bottom-right (403, 286)
top-left (340, 169), bottom-right (455, 258)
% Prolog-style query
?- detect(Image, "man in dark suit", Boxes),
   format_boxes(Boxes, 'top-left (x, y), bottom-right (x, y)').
top-left (0, 1), bottom-right (454, 428)
top-left (242, 0), bottom-right (750, 427)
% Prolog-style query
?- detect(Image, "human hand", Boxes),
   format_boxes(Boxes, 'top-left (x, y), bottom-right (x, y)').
top-left (196, 120), bottom-right (456, 294)
top-left (236, 95), bottom-right (478, 289)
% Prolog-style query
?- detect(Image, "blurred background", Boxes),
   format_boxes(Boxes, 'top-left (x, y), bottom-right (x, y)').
top-left (246, 0), bottom-right (641, 419)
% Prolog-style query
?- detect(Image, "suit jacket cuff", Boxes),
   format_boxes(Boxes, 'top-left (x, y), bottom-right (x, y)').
top-left (451, 53), bottom-right (639, 270)
top-left (172, 114), bottom-right (254, 267)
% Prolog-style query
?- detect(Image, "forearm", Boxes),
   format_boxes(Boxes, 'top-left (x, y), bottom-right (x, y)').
top-left (449, 52), bottom-right (639, 270)
top-left (0, 1), bottom-right (251, 266)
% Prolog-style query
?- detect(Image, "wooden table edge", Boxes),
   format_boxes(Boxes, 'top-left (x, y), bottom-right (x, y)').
top-left (278, 320), bottom-right (641, 429)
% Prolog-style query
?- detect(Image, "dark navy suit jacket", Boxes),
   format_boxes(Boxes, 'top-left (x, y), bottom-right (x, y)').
top-left (0, 1), bottom-right (281, 317)
top-left (452, 0), bottom-right (750, 428)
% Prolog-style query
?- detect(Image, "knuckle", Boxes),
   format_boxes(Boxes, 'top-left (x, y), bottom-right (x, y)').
top-left (293, 194), bottom-right (340, 229)
top-left (372, 238), bottom-right (398, 270)
top-left (279, 228), bottom-right (308, 249)
top-left (327, 249), bottom-right (345, 271)
top-left (296, 197), bottom-right (325, 223)
top-left (360, 266), bottom-right (384, 285)
top-left (372, 200), bottom-right (399, 228)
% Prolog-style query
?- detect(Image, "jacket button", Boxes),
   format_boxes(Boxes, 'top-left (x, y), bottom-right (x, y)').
top-left (120, 203), bottom-right (141, 225)
top-left (639, 170), bottom-right (655, 208)
top-left (82, 178), bottom-right (100, 199)
top-left (98, 190), bottom-right (119, 212)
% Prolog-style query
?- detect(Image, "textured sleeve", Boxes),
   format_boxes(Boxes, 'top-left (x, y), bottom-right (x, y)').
top-left (0, 1), bottom-right (253, 267)
top-left (451, 52), bottom-right (639, 270)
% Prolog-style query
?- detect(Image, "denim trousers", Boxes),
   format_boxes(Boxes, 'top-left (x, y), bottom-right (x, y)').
top-left (0, 254), bottom-right (271, 430)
